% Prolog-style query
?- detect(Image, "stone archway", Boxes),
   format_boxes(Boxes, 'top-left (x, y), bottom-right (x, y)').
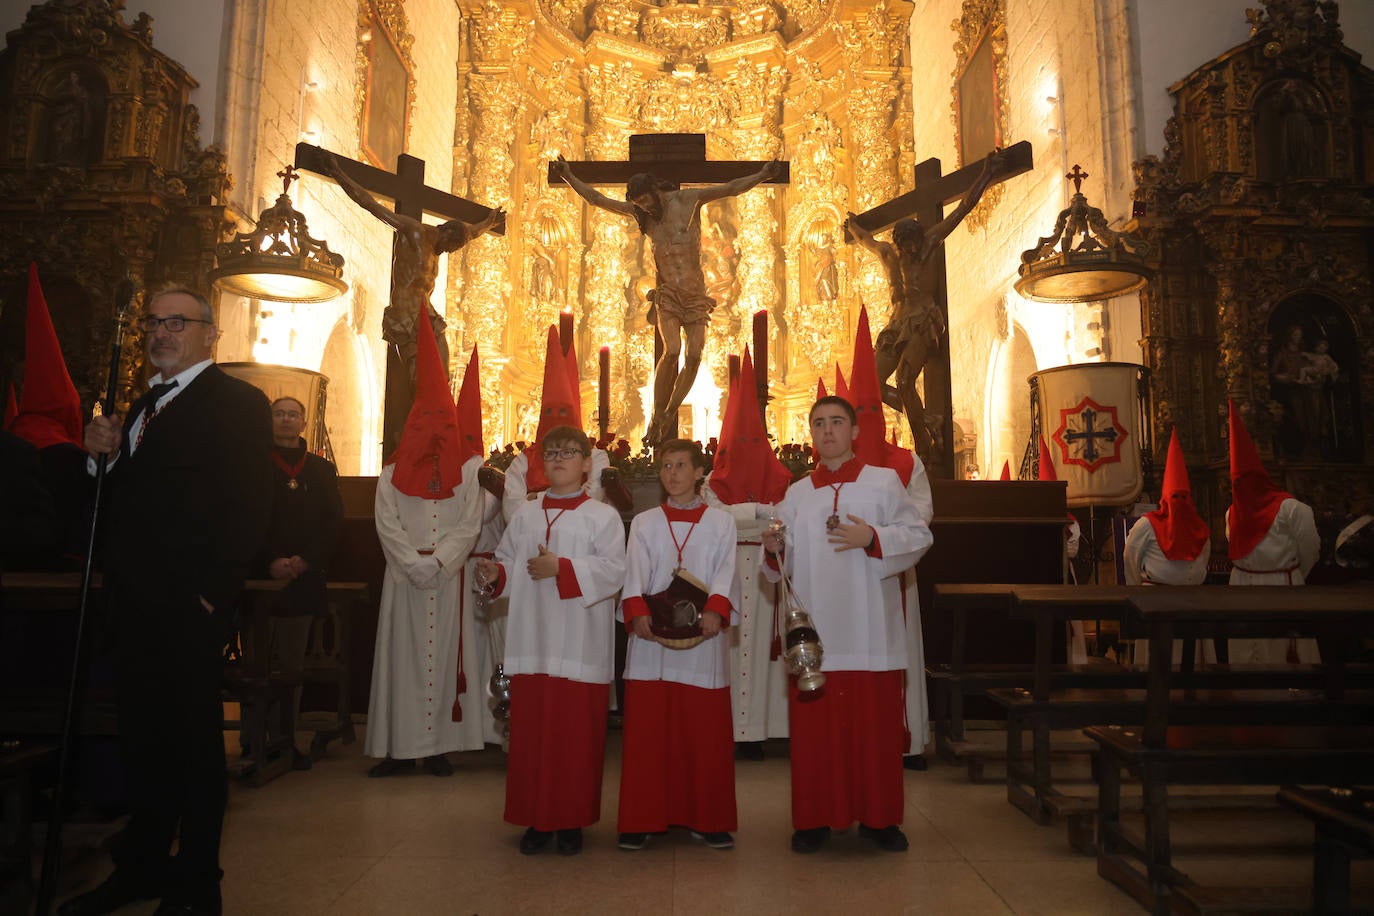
top-left (986, 323), bottom-right (1037, 476)
top-left (319, 318), bottom-right (379, 475)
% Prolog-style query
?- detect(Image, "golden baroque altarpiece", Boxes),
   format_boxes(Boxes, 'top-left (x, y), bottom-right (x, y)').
top-left (1129, 0), bottom-right (1374, 546)
top-left (445, 0), bottom-right (917, 444)
top-left (0, 0), bottom-right (232, 417)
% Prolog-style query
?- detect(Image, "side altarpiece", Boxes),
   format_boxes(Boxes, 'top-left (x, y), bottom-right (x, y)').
top-left (0, 0), bottom-right (231, 416)
top-left (1130, 0), bottom-right (1374, 554)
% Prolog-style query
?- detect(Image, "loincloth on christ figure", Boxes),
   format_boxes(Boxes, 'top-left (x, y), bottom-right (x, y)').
top-left (649, 284), bottom-right (716, 327)
top-left (876, 305), bottom-right (942, 358)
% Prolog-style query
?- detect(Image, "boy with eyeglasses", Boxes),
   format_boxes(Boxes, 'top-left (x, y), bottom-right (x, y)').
top-left (616, 438), bottom-right (738, 851)
top-left (474, 426), bottom-right (626, 857)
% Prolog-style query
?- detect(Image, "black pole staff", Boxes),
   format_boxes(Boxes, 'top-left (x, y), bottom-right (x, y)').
top-left (35, 278), bottom-right (136, 915)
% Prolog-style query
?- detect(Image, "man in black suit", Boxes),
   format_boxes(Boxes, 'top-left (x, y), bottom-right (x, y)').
top-left (65, 286), bottom-right (271, 916)
top-left (243, 395), bottom-right (343, 770)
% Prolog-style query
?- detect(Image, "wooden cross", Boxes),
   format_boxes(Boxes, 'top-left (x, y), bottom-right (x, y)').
top-left (846, 140), bottom-right (1033, 480)
top-left (550, 133), bottom-right (789, 439)
top-left (293, 141), bottom-right (504, 455)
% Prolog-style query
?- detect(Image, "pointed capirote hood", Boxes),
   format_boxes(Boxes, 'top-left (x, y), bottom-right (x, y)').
top-left (1038, 436), bottom-right (1056, 481)
top-left (10, 263), bottom-right (83, 450)
top-left (525, 325), bottom-right (580, 493)
top-left (561, 325), bottom-right (583, 430)
top-left (849, 305), bottom-right (914, 486)
top-left (999, 460), bottom-right (1012, 481)
top-left (835, 363), bottom-right (850, 401)
top-left (1145, 428), bottom-right (1211, 560)
top-left (709, 347), bottom-right (793, 505)
top-left (386, 308), bottom-right (463, 498)
top-left (1227, 400), bottom-right (1292, 559)
top-left (455, 345), bottom-right (484, 466)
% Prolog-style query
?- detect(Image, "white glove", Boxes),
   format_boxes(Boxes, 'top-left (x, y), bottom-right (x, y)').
top-left (407, 556), bottom-right (441, 588)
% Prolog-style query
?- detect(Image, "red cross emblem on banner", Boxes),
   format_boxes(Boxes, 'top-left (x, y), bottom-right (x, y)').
top-left (1052, 397), bottom-right (1127, 472)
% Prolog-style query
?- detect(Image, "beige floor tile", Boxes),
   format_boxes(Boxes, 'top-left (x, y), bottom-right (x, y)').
top-left (971, 860), bottom-right (1141, 916)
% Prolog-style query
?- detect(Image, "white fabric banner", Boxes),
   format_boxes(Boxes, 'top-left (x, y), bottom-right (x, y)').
top-left (1035, 362), bottom-right (1144, 508)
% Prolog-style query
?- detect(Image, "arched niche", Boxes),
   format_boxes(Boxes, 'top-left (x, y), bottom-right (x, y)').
top-left (1254, 78), bottom-right (1330, 182)
top-left (319, 318), bottom-right (378, 475)
top-left (1266, 293), bottom-right (1362, 464)
top-left (986, 322), bottom-right (1037, 477)
top-left (35, 67), bottom-right (108, 169)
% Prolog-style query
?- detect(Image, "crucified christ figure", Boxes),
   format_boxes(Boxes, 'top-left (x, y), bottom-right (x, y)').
top-left (843, 150), bottom-right (1003, 457)
top-left (554, 155), bottom-right (781, 444)
top-left (326, 153), bottom-right (504, 376)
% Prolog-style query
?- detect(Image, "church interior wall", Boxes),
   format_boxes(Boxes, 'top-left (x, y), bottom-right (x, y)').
top-left (908, 0), bottom-right (1139, 475)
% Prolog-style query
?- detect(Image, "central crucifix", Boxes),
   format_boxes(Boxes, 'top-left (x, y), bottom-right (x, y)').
top-left (846, 140), bottom-right (1033, 479)
top-left (550, 134), bottom-right (788, 444)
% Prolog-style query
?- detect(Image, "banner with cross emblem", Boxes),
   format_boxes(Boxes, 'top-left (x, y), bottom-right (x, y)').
top-left (1034, 363), bottom-right (1144, 508)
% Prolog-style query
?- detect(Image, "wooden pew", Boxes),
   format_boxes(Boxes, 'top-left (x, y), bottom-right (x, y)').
top-left (1277, 786), bottom-right (1374, 915)
top-left (1088, 586), bottom-right (1374, 916)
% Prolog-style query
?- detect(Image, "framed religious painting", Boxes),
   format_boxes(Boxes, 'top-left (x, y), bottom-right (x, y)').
top-left (950, 0), bottom-right (1008, 229)
top-left (357, 0), bottom-right (414, 168)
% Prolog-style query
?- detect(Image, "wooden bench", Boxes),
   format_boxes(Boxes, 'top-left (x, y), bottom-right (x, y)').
top-left (1089, 585), bottom-right (1374, 916)
top-left (300, 582), bottom-right (367, 758)
top-left (1277, 785), bottom-right (1374, 915)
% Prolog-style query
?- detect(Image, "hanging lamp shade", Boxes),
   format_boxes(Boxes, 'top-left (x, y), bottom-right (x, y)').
top-left (1014, 164), bottom-right (1152, 303)
top-left (209, 165), bottom-right (347, 303)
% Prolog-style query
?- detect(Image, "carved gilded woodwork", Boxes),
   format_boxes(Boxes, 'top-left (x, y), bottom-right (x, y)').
top-left (1130, 0), bottom-right (1373, 543)
top-left (0, 0), bottom-right (231, 417)
top-left (454, 0), bottom-right (913, 444)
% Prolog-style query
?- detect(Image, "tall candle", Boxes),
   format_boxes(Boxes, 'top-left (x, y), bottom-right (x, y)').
top-left (598, 346), bottom-right (610, 441)
top-left (752, 310), bottom-right (768, 422)
top-left (559, 310), bottom-right (574, 354)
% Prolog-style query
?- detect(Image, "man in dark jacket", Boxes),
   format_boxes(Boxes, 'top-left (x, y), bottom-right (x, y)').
top-left (66, 286), bottom-right (271, 916)
top-left (244, 396), bottom-right (343, 770)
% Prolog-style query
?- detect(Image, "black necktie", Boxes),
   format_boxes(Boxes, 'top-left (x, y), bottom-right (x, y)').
top-left (134, 380), bottom-right (179, 449)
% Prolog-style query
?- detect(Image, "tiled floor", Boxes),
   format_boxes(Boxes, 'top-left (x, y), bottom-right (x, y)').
top-left (50, 728), bottom-right (1372, 915)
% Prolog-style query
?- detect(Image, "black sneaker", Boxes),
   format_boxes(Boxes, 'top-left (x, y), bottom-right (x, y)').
top-left (367, 757), bottom-right (415, 778)
top-left (519, 828), bottom-right (551, 855)
top-left (903, 754), bottom-right (928, 771)
top-left (790, 826), bottom-right (831, 853)
top-left (691, 830), bottom-right (734, 849)
top-left (618, 832), bottom-right (649, 850)
top-left (858, 824), bottom-right (909, 852)
top-left (291, 748), bottom-right (313, 771)
top-left (556, 828), bottom-right (583, 856)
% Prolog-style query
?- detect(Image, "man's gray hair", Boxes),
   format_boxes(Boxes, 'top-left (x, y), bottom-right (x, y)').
top-left (149, 284), bottom-right (214, 322)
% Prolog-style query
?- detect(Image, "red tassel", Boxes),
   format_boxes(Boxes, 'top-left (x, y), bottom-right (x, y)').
top-left (770, 635), bottom-right (782, 660)
top-left (451, 700), bottom-right (463, 723)
top-left (902, 725), bottom-right (912, 754)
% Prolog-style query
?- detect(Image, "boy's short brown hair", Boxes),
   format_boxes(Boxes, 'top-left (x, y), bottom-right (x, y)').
top-left (657, 437), bottom-right (705, 469)
top-left (541, 425), bottom-right (591, 456)
top-left (809, 395), bottom-right (856, 424)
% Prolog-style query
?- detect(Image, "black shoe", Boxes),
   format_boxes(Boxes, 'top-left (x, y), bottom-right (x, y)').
top-left (57, 872), bottom-right (159, 916)
top-left (618, 832), bottom-right (649, 850)
top-left (691, 830), bottom-right (734, 849)
top-left (903, 754), bottom-right (929, 771)
top-left (422, 754), bottom-right (454, 777)
top-left (734, 741), bottom-right (765, 761)
top-left (790, 826), bottom-right (831, 853)
top-left (556, 828), bottom-right (583, 856)
top-left (858, 823), bottom-right (909, 852)
top-left (519, 828), bottom-right (551, 855)
top-left (291, 748), bottom-right (313, 771)
top-left (367, 757), bottom-right (415, 778)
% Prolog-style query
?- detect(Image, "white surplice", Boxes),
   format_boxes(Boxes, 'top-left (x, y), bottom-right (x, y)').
top-left (495, 492), bottom-right (626, 684)
top-left (366, 463), bottom-right (483, 759)
top-left (619, 503), bottom-right (738, 689)
top-left (703, 479), bottom-right (790, 741)
top-left (1226, 498), bottom-right (1321, 664)
top-left (764, 462), bottom-right (933, 673)
top-left (900, 454), bottom-right (934, 753)
top-left (1122, 519), bottom-right (1214, 665)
